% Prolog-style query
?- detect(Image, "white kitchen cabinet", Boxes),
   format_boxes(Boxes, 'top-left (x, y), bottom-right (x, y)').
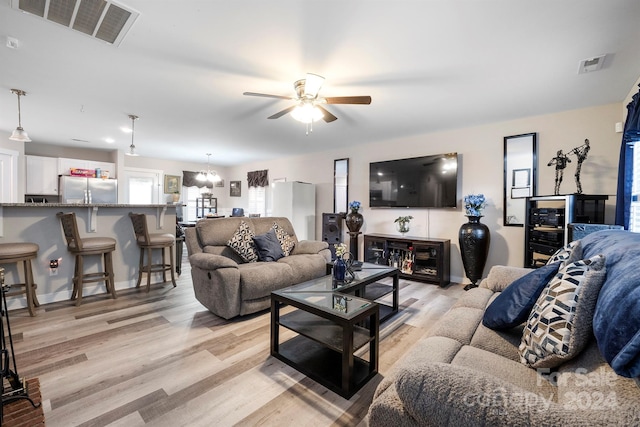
top-left (58, 157), bottom-right (116, 178)
top-left (26, 155), bottom-right (59, 195)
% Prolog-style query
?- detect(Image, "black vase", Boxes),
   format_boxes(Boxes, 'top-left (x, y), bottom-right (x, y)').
top-left (345, 211), bottom-right (364, 233)
top-left (458, 216), bottom-right (491, 290)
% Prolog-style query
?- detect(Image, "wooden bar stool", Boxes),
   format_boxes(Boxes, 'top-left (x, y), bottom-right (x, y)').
top-left (57, 212), bottom-right (117, 305)
top-left (0, 243), bottom-right (40, 316)
top-left (129, 213), bottom-right (177, 292)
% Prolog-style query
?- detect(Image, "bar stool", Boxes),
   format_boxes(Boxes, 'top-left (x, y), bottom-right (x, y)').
top-left (0, 243), bottom-right (40, 316)
top-left (57, 212), bottom-right (117, 305)
top-left (129, 213), bottom-right (177, 292)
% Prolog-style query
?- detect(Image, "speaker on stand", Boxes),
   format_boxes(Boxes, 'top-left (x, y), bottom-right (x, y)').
top-left (322, 213), bottom-right (344, 260)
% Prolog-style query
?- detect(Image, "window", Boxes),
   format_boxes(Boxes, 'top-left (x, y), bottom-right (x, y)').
top-left (248, 186), bottom-right (266, 217)
top-left (183, 186), bottom-right (217, 221)
top-left (630, 143), bottom-right (640, 232)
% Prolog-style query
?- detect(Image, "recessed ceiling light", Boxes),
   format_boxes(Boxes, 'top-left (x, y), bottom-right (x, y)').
top-left (105, 138), bottom-right (115, 143)
top-left (121, 126), bottom-right (132, 133)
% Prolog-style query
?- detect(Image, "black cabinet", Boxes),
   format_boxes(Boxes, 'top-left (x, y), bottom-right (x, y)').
top-left (364, 234), bottom-right (450, 286)
top-left (524, 194), bottom-right (607, 267)
top-left (196, 196), bottom-right (217, 218)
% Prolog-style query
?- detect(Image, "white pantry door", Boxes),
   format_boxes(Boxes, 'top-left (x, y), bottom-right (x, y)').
top-left (0, 148), bottom-right (19, 203)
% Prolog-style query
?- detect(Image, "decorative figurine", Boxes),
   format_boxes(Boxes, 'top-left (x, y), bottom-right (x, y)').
top-left (547, 149), bottom-right (571, 195)
top-left (569, 139), bottom-right (590, 194)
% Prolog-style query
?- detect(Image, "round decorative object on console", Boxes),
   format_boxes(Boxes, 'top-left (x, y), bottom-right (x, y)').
top-left (458, 216), bottom-right (491, 291)
top-left (396, 221), bottom-right (410, 235)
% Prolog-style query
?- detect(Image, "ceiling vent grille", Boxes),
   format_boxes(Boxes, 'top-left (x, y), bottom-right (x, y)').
top-left (12, 0), bottom-right (139, 46)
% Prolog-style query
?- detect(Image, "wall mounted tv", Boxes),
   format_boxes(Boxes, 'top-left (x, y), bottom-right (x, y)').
top-left (369, 153), bottom-right (458, 208)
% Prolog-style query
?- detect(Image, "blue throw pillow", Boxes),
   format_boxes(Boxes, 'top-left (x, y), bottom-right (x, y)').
top-left (252, 229), bottom-right (284, 262)
top-left (482, 262), bottom-right (561, 330)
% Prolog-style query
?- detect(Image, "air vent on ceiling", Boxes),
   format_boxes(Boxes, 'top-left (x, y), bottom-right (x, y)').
top-left (577, 54), bottom-right (607, 74)
top-left (11, 0), bottom-right (139, 46)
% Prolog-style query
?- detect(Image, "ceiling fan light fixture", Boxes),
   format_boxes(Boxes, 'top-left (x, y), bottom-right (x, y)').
top-left (9, 89), bottom-right (31, 142)
top-left (291, 104), bottom-right (323, 123)
top-left (124, 114), bottom-right (140, 156)
top-left (303, 73), bottom-right (325, 98)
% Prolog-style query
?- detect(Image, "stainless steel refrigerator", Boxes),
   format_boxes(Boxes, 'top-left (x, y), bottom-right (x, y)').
top-left (59, 176), bottom-right (118, 204)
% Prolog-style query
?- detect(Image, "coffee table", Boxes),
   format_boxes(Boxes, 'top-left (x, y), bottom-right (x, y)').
top-left (271, 290), bottom-right (379, 399)
top-left (291, 263), bottom-right (399, 322)
top-left (270, 264), bottom-right (398, 398)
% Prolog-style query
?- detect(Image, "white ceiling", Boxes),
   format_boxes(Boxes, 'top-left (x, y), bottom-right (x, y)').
top-left (1, 0), bottom-right (640, 166)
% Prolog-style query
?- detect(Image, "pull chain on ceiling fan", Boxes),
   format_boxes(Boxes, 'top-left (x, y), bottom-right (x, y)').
top-left (243, 73), bottom-right (372, 134)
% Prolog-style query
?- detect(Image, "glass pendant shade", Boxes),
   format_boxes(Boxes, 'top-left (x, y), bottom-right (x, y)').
top-left (291, 104), bottom-right (323, 123)
top-left (9, 126), bottom-right (31, 142)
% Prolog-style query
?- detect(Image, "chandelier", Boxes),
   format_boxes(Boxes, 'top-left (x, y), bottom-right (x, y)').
top-left (196, 153), bottom-right (221, 182)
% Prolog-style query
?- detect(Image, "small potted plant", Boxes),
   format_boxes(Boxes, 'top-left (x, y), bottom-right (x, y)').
top-left (394, 215), bottom-right (413, 235)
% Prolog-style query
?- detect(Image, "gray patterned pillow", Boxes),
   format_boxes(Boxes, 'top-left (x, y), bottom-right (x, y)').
top-left (272, 222), bottom-right (296, 256)
top-left (519, 254), bottom-right (606, 368)
top-left (226, 221), bottom-right (258, 263)
top-left (546, 240), bottom-right (581, 267)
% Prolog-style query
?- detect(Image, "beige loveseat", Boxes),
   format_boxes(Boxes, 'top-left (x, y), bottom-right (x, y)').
top-left (185, 217), bottom-right (330, 319)
top-left (368, 230), bottom-right (640, 427)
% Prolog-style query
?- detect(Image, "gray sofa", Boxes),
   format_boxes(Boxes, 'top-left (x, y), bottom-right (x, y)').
top-left (368, 230), bottom-right (640, 426)
top-left (185, 216), bottom-right (330, 319)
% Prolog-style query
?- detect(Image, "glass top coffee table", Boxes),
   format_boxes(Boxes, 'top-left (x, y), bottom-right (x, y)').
top-left (270, 290), bottom-right (379, 399)
top-left (270, 263), bottom-right (398, 398)
top-left (284, 263), bottom-right (399, 322)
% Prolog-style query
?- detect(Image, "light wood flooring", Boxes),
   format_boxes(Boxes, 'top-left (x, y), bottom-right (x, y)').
top-left (7, 254), bottom-right (465, 427)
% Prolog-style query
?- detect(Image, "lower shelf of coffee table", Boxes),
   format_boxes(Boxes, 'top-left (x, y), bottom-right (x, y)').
top-left (275, 335), bottom-right (374, 399)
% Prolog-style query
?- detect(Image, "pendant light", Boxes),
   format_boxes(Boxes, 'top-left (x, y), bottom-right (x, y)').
top-left (125, 114), bottom-right (139, 156)
top-left (9, 89), bottom-right (31, 142)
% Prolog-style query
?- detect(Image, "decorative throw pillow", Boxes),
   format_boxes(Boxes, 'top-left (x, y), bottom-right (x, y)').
top-left (226, 221), bottom-right (258, 263)
top-left (519, 254), bottom-right (606, 368)
top-left (253, 229), bottom-right (284, 262)
top-left (546, 240), bottom-right (581, 267)
top-left (483, 262), bottom-right (561, 330)
top-left (272, 222), bottom-right (296, 256)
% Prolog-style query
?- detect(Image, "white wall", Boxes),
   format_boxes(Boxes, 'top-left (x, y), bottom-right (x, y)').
top-left (229, 102), bottom-right (623, 283)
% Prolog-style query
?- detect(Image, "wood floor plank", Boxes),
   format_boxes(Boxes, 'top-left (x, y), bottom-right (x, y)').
top-left (8, 258), bottom-right (464, 426)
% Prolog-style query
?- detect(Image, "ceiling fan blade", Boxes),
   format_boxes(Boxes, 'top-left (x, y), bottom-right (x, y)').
top-left (325, 96), bottom-right (372, 105)
top-left (317, 106), bottom-right (338, 123)
top-left (267, 105), bottom-right (296, 119)
top-left (304, 73), bottom-right (325, 97)
top-left (243, 92), bottom-right (293, 100)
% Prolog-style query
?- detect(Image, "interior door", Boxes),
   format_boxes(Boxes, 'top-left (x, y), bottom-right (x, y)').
top-left (0, 148), bottom-right (19, 203)
top-left (121, 167), bottom-right (162, 204)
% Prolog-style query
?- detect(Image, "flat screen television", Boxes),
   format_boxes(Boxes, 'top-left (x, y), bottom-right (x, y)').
top-left (369, 153), bottom-right (458, 208)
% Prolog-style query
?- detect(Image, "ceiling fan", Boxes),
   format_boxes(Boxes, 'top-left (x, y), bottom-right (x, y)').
top-left (243, 73), bottom-right (372, 124)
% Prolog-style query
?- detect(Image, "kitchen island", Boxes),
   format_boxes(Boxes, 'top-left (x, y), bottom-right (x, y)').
top-left (0, 203), bottom-right (177, 311)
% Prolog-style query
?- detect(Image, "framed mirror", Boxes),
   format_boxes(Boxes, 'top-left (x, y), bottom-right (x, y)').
top-left (334, 158), bottom-right (349, 214)
top-left (504, 133), bottom-right (537, 226)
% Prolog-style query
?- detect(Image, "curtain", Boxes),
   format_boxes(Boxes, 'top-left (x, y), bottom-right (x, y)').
top-left (247, 170), bottom-right (268, 187)
top-left (615, 85), bottom-right (640, 228)
top-left (182, 171), bottom-right (213, 189)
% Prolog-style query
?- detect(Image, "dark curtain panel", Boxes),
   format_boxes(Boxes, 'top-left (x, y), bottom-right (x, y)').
top-left (183, 171), bottom-right (213, 189)
top-left (247, 170), bottom-right (268, 187)
top-left (615, 85), bottom-right (640, 228)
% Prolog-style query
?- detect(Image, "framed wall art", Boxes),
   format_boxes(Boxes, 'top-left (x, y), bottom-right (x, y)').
top-left (230, 180), bottom-right (241, 197)
top-left (164, 175), bottom-right (181, 194)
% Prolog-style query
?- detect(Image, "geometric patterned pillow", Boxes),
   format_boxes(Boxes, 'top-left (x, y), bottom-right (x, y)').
top-left (226, 221), bottom-right (258, 263)
top-left (272, 222), bottom-right (296, 256)
top-left (519, 254), bottom-right (606, 369)
top-left (546, 240), bottom-right (581, 267)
